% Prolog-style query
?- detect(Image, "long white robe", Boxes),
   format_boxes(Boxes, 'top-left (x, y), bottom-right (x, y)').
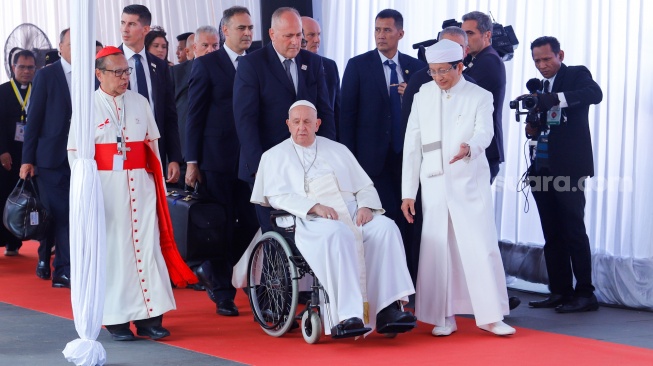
top-left (68, 89), bottom-right (176, 325)
top-left (252, 137), bottom-right (415, 334)
top-left (402, 78), bottom-right (509, 327)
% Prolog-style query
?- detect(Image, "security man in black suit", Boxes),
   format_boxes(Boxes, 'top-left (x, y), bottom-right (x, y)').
top-left (21, 28), bottom-right (73, 288)
top-left (186, 6), bottom-right (259, 317)
top-left (119, 4), bottom-right (181, 184)
top-left (461, 11), bottom-right (506, 183)
top-left (526, 36), bottom-right (603, 313)
top-left (300, 16), bottom-right (341, 140)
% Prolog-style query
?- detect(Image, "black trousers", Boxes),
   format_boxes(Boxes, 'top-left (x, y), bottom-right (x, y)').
top-left (531, 175), bottom-right (595, 297)
top-left (201, 171), bottom-right (258, 302)
top-left (36, 167), bottom-right (71, 278)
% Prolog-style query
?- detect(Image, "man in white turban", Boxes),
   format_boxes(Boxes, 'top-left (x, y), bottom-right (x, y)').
top-left (401, 39), bottom-right (515, 336)
top-left (252, 100), bottom-right (416, 337)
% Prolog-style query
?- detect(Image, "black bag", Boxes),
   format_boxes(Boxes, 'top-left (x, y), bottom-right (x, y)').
top-left (2, 177), bottom-right (50, 241)
top-left (166, 184), bottom-right (227, 267)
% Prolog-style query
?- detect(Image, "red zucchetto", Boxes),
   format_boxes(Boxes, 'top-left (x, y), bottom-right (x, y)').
top-left (95, 46), bottom-right (123, 60)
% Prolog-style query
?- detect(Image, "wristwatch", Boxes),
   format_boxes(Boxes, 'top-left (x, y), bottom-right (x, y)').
top-left (462, 143), bottom-right (471, 157)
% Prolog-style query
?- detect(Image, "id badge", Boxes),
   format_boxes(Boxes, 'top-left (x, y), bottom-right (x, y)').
top-left (113, 154), bottom-right (124, 171)
top-left (15, 122), bottom-right (26, 142)
top-left (547, 106), bottom-right (561, 126)
top-left (30, 211), bottom-right (39, 226)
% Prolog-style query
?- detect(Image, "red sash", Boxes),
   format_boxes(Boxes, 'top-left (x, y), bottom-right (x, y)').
top-left (95, 142), bottom-right (198, 287)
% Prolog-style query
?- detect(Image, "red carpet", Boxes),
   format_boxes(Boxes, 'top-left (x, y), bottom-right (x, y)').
top-left (2, 242), bottom-right (653, 365)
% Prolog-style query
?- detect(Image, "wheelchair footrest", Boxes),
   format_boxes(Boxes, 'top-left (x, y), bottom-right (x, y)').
top-left (376, 321), bottom-right (417, 334)
top-left (330, 326), bottom-right (372, 339)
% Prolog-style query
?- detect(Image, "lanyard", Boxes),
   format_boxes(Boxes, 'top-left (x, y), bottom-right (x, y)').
top-left (10, 79), bottom-right (31, 121)
top-left (99, 91), bottom-right (126, 140)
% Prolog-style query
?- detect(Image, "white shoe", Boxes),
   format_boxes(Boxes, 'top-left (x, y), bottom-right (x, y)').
top-left (431, 316), bottom-right (457, 336)
top-left (478, 321), bottom-right (516, 336)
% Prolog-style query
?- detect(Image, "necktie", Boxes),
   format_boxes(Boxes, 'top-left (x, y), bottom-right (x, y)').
top-left (283, 58), bottom-right (293, 84)
top-left (235, 55), bottom-right (241, 69)
top-left (134, 54), bottom-right (149, 101)
top-left (384, 60), bottom-right (402, 153)
top-left (543, 79), bottom-right (550, 94)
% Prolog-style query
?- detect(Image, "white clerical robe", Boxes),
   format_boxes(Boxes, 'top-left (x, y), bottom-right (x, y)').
top-left (68, 89), bottom-right (176, 325)
top-left (252, 137), bottom-right (415, 334)
top-left (402, 78), bottom-right (509, 327)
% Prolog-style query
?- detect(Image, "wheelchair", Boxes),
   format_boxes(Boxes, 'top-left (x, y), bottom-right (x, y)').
top-left (246, 210), bottom-right (372, 344)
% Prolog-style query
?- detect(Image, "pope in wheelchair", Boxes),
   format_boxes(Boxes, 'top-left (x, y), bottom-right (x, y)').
top-left (250, 100), bottom-right (417, 340)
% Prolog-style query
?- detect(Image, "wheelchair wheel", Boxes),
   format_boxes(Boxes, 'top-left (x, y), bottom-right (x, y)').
top-left (248, 231), bottom-right (299, 337)
top-left (301, 311), bottom-right (322, 344)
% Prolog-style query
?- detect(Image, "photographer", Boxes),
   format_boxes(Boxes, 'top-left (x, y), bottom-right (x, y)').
top-left (526, 36), bottom-right (603, 313)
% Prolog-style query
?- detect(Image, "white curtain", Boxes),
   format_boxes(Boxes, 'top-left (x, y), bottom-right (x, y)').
top-left (61, 0), bottom-right (107, 365)
top-left (316, 0), bottom-right (653, 308)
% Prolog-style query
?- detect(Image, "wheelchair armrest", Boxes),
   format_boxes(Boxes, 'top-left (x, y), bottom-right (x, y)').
top-left (270, 210), bottom-right (296, 233)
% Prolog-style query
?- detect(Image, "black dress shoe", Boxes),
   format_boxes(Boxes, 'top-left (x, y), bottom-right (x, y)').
top-left (136, 325), bottom-right (170, 340)
top-left (340, 317), bottom-right (364, 331)
top-left (36, 261), bottom-right (51, 280)
top-left (195, 262), bottom-right (217, 304)
top-left (509, 296), bottom-right (521, 310)
top-left (528, 294), bottom-right (571, 308)
top-left (216, 299), bottom-right (239, 316)
top-left (376, 304), bottom-right (417, 326)
top-left (555, 295), bottom-right (599, 313)
top-left (52, 275), bottom-right (71, 288)
top-left (109, 328), bottom-right (135, 341)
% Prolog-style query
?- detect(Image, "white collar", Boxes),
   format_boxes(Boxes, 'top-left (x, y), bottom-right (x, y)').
top-left (273, 44), bottom-right (294, 64)
top-left (122, 44), bottom-right (147, 62)
top-left (60, 57), bottom-right (72, 73)
top-left (378, 50), bottom-right (399, 65)
top-left (441, 76), bottom-right (466, 95)
top-left (224, 44), bottom-right (246, 64)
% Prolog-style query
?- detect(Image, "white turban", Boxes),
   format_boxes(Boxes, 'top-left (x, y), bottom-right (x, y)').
top-left (425, 39), bottom-right (463, 63)
top-left (288, 100), bottom-right (317, 114)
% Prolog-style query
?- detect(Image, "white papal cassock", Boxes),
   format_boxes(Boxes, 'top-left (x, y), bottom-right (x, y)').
top-left (68, 89), bottom-right (176, 325)
top-left (252, 136), bottom-right (414, 334)
top-left (402, 78), bottom-right (509, 327)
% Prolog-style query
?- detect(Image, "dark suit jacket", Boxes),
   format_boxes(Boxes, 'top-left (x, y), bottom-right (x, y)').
top-left (322, 57), bottom-right (341, 140)
top-left (463, 46), bottom-right (506, 163)
top-left (186, 48), bottom-right (239, 176)
top-left (22, 61), bottom-right (72, 170)
top-left (118, 45), bottom-right (182, 166)
top-left (171, 59), bottom-right (193, 161)
top-left (0, 79), bottom-right (29, 171)
top-left (340, 49), bottom-right (426, 176)
top-left (540, 63), bottom-right (602, 178)
top-left (233, 43), bottom-right (335, 183)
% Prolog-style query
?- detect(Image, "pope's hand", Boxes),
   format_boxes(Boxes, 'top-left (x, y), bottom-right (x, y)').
top-left (401, 199), bottom-right (416, 224)
top-left (167, 161), bottom-right (180, 184)
top-left (185, 162), bottom-right (201, 187)
top-left (309, 203), bottom-right (338, 220)
top-left (356, 207), bottom-right (373, 226)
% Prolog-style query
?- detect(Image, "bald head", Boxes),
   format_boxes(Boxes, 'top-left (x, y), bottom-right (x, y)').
top-left (301, 16), bottom-right (321, 53)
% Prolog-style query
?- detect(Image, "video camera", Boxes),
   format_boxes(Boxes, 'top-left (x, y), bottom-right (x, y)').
top-left (509, 78), bottom-right (543, 125)
top-left (413, 17), bottom-right (519, 63)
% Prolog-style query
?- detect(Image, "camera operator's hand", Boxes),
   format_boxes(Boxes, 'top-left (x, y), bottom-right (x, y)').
top-left (537, 93), bottom-right (560, 112)
top-left (525, 123), bottom-right (539, 137)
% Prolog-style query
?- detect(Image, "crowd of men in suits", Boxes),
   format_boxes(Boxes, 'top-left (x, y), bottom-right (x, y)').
top-left (0, 3), bottom-right (602, 340)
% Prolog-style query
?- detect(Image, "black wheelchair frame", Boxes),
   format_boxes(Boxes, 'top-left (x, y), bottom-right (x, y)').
top-left (246, 210), bottom-right (371, 344)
